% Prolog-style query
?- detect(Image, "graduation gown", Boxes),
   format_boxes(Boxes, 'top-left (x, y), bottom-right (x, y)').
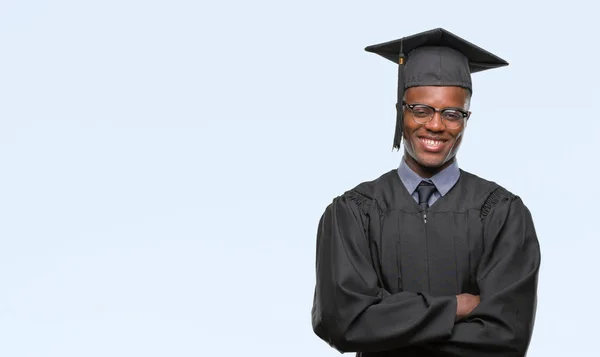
top-left (311, 169), bottom-right (540, 357)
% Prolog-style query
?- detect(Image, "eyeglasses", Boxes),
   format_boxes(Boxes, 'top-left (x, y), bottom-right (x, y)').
top-left (402, 102), bottom-right (469, 129)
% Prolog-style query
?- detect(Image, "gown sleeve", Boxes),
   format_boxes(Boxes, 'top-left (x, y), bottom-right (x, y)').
top-left (311, 192), bottom-right (458, 353)
top-left (422, 190), bottom-right (541, 357)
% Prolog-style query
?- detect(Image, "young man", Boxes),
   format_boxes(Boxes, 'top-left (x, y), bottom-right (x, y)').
top-left (311, 28), bottom-right (540, 357)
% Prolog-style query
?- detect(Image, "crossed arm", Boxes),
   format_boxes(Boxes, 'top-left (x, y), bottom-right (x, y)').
top-left (311, 194), bottom-right (540, 356)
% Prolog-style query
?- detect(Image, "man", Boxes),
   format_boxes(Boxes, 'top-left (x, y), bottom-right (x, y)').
top-left (311, 28), bottom-right (540, 357)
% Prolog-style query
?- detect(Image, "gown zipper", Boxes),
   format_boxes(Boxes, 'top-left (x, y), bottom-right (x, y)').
top-left (423, 207), bottom-right (429, 292)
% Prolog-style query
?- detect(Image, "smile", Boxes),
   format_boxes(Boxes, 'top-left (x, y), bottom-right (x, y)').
top-left (419, 137), bottom-right (446, 147)
top-left (417, 137), bottom-right (449, 153)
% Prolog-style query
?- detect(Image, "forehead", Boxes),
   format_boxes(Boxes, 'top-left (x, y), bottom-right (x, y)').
top-left (405, 86), bottom-right (469, 107)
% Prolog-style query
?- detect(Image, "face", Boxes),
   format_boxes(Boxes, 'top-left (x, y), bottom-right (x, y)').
top-left (402, 86), bottom-right (470, 177)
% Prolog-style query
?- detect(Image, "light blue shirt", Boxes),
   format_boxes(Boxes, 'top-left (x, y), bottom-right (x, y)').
top-left (397, 157), bottom-right (461, 207)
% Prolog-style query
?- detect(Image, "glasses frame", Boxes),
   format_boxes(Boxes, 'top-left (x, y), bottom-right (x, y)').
top-left (402, 101), bottom-right (470, 128)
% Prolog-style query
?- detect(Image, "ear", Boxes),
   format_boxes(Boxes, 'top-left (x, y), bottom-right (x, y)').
top-left (463, 112), bottom-right (471, 128)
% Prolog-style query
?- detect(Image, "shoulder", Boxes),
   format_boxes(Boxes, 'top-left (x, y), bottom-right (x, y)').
top-left (329, 169), bottom-right (399, 213)
top-left (459, 169), bottom-right (528, 218)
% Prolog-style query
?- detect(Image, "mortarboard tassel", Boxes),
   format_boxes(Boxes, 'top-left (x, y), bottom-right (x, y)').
top-left (393, 49), bottom-right (405, 151)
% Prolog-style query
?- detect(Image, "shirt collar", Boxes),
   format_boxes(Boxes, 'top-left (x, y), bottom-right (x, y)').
top-left (397, 157), bottom-right (460, 196)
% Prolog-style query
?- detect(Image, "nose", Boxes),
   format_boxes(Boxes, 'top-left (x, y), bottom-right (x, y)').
top-left (424, 111), bottom-right (445, 132)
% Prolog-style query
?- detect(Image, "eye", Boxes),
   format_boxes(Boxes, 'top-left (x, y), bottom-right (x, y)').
top-left (411, 105), bottom-right (432, 117)
top-left (442, 110), bottom-right (463, 121)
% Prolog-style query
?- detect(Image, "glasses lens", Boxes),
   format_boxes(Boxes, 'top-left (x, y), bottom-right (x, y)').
top-left (409, 105), bottom-right (433, 124)
top-left (411, 105), bottom-right (433, 117)
top-left (441, 110), bottom-right (465, 128)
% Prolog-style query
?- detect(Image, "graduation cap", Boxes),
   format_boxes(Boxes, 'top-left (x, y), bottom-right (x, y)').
top-left (365, 28), bottom-right (508, 150)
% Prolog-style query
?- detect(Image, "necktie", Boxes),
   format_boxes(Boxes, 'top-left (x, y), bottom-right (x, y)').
top-left (416, 180), bottom-right (436, 211)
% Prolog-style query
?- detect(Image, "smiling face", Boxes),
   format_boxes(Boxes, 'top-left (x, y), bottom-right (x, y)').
top-left (402, 86), bottom-right (470, 178)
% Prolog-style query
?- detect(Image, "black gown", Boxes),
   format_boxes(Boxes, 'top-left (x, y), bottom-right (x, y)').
top-left (311, 168), bottom-right (540, 357)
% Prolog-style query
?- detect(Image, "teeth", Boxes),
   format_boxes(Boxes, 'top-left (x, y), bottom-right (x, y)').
top-left (421, 138), bottom-right (443, 146)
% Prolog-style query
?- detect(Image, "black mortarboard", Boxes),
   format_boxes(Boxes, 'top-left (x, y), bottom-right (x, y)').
top-left (365, 28), bottom-right (509, 150)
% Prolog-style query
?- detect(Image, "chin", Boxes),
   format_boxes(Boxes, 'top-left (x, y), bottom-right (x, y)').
top-left (416, 157), bottom-right (446, 169)
top-left (414, 151), bottom-right (450, 168)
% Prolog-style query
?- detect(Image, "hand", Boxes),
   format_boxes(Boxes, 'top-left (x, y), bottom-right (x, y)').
top-left (455, 294), bottom-right (480, 321)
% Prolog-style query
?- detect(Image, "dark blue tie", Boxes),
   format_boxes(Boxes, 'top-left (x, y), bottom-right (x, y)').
top-left (417, 181), bottom-right (436, 211)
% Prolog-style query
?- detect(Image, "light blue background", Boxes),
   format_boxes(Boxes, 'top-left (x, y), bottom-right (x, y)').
top-left (1, 1), bottom-right (597, 356)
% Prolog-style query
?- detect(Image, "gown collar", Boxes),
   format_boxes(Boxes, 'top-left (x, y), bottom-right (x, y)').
top-left (397, 157), bottom-right (460, 197)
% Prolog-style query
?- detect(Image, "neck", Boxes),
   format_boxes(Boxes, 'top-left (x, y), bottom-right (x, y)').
top-left (403, 152), bottom-right (455, 178)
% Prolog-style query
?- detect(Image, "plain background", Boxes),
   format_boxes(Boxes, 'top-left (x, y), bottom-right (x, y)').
top-left (1, 1), bottom-right (597, 356)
